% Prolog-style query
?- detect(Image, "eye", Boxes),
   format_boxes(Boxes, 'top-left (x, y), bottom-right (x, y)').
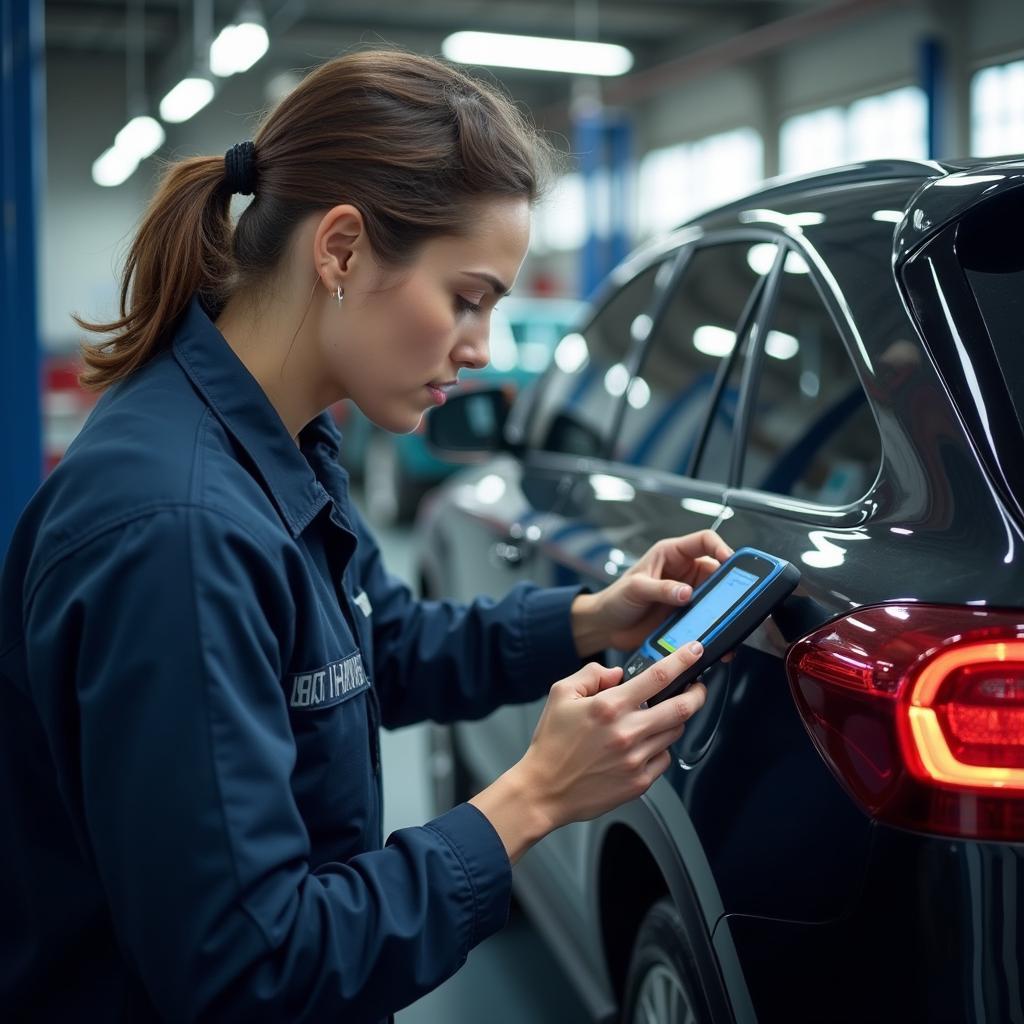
top-left (455, 295), bottom-right (484, 316)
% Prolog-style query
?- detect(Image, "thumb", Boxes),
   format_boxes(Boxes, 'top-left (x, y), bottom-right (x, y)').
top-left (625, 574), bottom-right (692, 608)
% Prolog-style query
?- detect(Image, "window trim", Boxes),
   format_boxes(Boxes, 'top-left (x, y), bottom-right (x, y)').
top-left (722, 236), bottom-right (885, 518)
top-left (519, 234), bottom-right (691, 464)
top-left (521, 224), bottom-right (884, 522)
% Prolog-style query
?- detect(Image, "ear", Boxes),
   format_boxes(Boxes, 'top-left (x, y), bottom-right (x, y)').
top-left (313, 204), bottom-right (368, 295)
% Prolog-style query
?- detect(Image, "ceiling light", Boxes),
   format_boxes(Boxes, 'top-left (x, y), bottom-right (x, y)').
top-left (693, 325), bottom-right (735, 358)
top-left (765, 330), bottom-right (799, 360)
top-left (210, 21), bottom-right (268, 76)
top-left (159, 77), bottom-right (215, 123)
top-left (114, 115), bottom-right (165, 161)
top-left (443, 31), bottom-right (633, 77)
top-left (92, 145), bottom-right (139, 188)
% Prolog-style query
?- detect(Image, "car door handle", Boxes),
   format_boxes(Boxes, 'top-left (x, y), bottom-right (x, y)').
top-left (491, 539), bottom-right (527, 567)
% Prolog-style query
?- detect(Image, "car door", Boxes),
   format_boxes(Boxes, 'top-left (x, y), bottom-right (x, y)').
top-left (516, 236), bottom-right (780, 916)
top-left (694, 232), bottom-right (890, 926)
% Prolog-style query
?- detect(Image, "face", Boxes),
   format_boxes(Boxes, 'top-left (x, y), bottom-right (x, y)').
top-left (310, 196), bottom-right (531, 434)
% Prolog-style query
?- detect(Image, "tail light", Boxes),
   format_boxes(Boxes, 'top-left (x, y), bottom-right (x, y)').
top-left (786, 605), bottom-right (1024, 841)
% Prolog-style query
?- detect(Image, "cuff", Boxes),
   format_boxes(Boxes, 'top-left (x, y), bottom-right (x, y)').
top-left (519, 584), bottom-right (593, 686)
top-left (424, 801), bottom-right (513, 947)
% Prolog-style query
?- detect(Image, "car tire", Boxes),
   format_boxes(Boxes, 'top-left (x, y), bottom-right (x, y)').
top-left (364, 430), bottom-right (422, 526)
top-left (621, 897), bottom-right (712, 1024)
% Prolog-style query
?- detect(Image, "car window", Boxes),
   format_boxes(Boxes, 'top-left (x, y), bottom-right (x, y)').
top-left (613, 242), bottom-right (772, 476)
top-left (526, 258), bottom-right (671, 456)
top-left (740, 261), bottom-right (881, 505)
top-left (955, 186), bottom-right (1024, 429)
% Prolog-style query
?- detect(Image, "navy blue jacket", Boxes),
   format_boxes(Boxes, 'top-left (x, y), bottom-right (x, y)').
top-left (0, 295), bottom-right (587, 1022)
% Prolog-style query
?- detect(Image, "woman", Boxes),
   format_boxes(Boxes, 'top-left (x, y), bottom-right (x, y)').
top-left (0, 49), bottom-right (731, 1022)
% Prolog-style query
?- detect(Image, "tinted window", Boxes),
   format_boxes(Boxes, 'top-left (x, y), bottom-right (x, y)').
top-left (614, 242), bottom-right (772, 477)
top-left (956, 186), bottom-right (1024, 424)
top-left (527, 258), bottom-right (670, 456)
top-left (740, 263), bottom-right (881, 505)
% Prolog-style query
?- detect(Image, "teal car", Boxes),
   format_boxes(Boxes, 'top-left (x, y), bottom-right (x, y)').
top-left (333, 296), bottom-right (584, 524)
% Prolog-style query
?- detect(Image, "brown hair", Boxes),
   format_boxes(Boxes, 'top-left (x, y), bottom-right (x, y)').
top-left (77, 48), bottom-right (560, 390)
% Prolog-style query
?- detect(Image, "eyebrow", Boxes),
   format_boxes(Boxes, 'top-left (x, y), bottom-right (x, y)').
top-left (464, 271), bottom-right (511, 297)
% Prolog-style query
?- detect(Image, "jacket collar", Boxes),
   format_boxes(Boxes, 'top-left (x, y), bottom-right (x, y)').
top-left (172, 293), bottom-right (346, 537)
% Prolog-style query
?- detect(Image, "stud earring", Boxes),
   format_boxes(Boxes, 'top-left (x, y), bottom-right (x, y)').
top-left (335, 286), bottom-right (344, 305)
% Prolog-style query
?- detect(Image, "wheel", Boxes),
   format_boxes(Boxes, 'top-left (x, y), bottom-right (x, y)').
top-left (364, 430), bottom-right (423, 526)
top-left (621, 898), bottom-right (711, 1024)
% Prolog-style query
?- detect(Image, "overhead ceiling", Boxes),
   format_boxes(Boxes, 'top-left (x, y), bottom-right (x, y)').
top-left (46, 0), bottom-right (839, 126)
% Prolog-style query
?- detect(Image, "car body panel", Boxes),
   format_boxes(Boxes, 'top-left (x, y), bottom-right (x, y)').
top-left (415, 159), bottom-right (1024, 1022)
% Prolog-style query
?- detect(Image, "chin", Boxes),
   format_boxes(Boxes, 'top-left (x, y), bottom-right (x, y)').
top-left (371, 408), bottom-right (422, 435)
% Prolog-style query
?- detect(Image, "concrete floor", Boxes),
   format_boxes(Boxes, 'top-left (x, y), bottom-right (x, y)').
top-left (361, 493), bottom-right (594, 1024)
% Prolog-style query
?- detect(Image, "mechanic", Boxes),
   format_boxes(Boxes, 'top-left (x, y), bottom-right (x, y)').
top-left (0, 48), bottom-right (732, 1022)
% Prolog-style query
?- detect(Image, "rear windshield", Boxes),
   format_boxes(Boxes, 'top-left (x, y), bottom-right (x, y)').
top-left (956, 186), bottom-right (1024, 423)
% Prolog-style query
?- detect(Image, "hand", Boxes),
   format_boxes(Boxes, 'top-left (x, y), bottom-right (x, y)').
top-left (571, 530), bottom-right (734, 656)
top-left (469, 641), bottom-right (707, 862)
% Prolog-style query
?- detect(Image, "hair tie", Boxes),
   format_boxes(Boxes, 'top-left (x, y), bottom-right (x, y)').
top-left (224, 141), bottom-right (257, 196)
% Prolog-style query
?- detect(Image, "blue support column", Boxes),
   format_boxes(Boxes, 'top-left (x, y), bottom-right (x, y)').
top-left (0, 0), bottom-right (44, 552)
top-left (920, 35), bottom-right (945, 160)
top-left (573, 108), bottom-right (634, 301)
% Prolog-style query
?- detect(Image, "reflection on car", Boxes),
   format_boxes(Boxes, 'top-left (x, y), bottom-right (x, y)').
top-left (415, 158), bottom-right (1024, 1024)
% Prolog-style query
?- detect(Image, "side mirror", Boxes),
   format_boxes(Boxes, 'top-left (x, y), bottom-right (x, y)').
top-left (425, 386), bottom-right (512, 461)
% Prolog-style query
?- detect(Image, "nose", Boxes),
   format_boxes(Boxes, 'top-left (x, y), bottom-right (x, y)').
top-left (452, 321), bottom-right (490, 371)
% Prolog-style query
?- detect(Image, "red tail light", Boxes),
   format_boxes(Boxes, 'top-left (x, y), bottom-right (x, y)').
top-left (786, 605), bottom-right (1024, 841)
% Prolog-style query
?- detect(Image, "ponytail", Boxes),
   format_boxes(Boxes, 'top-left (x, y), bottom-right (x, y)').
top-left (77, 156), bottom-right (236, 389)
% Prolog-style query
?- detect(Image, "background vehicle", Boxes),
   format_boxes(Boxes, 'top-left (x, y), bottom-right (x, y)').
top-left (416, 158), bottom-right (1024, 1023)
top-left (333, 295), bottom-right (584, 524)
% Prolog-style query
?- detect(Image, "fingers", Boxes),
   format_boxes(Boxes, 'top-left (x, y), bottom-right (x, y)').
top-left (561, 661), bottom-right (621, 699)
top-left (659, 530), bottom-right (733, 571)
top-left (618, 640), bottom-right (703, 706)
top-left (634, 681), bottom-right (708, 738)
top-left (631, 722), bottom-right (687, 768)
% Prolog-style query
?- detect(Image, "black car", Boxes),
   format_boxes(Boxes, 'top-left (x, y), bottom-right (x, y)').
top-left (415, 157), bottom-right (1024, 1024)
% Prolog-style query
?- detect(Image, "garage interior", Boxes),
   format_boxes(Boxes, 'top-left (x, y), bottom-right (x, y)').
top-left (3, 0), bottom-right (1024, 1020)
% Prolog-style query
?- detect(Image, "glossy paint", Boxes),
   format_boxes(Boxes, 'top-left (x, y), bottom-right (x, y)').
top-left (415, 158), bottom-right (1024, 1023)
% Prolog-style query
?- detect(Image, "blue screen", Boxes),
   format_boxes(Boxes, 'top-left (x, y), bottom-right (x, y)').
top-left (656, 566), bottom-right (760, 652)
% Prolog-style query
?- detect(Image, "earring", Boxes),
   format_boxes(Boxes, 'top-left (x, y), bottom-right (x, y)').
top-left (335, 285), bottom-right (344, 305)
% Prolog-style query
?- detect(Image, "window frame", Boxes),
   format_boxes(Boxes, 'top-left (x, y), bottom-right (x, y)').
top-left (514, 228), bottom-right (697, 472)
top-left (517, 223), bottom-right (884, 525)
top-left (719, 232), bottom-right (885, 521)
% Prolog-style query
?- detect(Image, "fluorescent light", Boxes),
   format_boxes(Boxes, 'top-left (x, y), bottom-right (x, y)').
top-left (693, 325), bottom-right (735, 358)
top-left (554, 332), bottom-right (588, 373)
top-left (872, 209), bottom-right (904, 223)
top-left (92, 145), bottom-right (139, 187)
top-left (747, 243), bottom-right (778, 276)
top-left (474, 474), bottom-right (506, 504)
top-left (442, 31), bottom-right (633, 76)
top-left (160, 77), bottom-right (215, 123)
top-left (626, 376), bottom-right (650, 410)
top-left (630, 313), bottom-right (653, 342)
top-left (210, 22), bottom-right (269, 76)
top-left (765, 330), bottom-right (799, 360)
top-left (747, 245), bottom-right (809, 276)
top-left (114, 115), bottom-right (165, 161)
top-left (589, 474), bottom-right (635, 502)
top-left (603, 363), bottom-right (630, 397)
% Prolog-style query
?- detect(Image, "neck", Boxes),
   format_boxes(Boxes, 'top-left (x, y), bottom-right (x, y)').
top-left (214, 282), bottom-right (325, 442)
